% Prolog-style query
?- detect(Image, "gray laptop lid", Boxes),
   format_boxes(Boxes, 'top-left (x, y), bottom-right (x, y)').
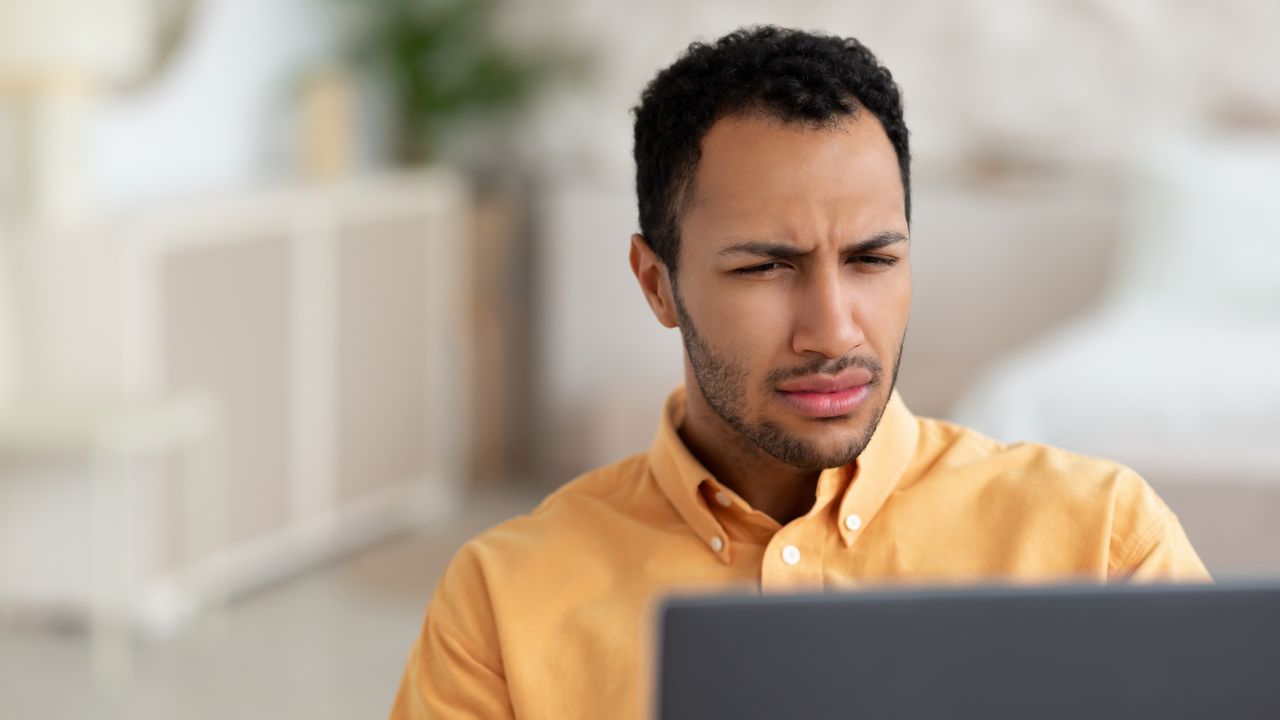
top-left (657, 581), bottom-right (1280, 720)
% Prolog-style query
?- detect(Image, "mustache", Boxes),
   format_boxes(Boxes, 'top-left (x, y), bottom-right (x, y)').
top-left (765, 354), bottom-right (883, 386)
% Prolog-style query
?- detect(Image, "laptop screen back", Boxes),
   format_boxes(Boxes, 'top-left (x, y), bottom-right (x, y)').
top-left (657, 581), bottom-right (1280, 720)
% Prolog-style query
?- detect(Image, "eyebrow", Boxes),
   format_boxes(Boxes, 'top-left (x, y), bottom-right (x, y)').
top-left (716, 230), bottom-right (908, 261)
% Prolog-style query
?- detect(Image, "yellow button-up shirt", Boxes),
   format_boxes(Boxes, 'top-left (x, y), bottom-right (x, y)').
top-left (391, 387), bottom-right (1209, 719)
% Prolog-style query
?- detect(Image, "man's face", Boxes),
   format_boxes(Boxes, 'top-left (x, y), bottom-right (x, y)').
top-left (671, 111), bottom-right (911, 470)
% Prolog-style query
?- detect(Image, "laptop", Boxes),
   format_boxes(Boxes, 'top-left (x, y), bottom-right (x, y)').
top-left (656, 580), bottom-right (1280, 719)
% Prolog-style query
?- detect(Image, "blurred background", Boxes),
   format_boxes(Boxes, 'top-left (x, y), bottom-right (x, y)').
top-left (0, 0), bottom-right (1277, 717)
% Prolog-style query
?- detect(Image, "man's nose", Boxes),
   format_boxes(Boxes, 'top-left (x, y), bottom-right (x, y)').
top-left (791, 267), bottom-right (866, 359)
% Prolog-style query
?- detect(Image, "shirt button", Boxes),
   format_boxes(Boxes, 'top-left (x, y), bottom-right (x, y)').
top-left (709, 536), bottom-right (724, 553)
top-left (845, 514), bottom-right (863, 531)
top-left (714, 491), bottom-right (733, 508)
top-left (781, 545), bottom-right (801, 565)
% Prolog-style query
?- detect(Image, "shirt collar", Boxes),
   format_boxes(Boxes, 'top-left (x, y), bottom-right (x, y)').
top-left (647, 385), bottom-right (920, 562)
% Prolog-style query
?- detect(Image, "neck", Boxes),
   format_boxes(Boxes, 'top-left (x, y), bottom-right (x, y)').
top-left (678, 383), bottom-right (821, 526)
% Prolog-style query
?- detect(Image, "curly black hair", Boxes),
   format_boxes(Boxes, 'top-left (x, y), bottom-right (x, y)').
top-left (632, 25), bottom-right (911, 276)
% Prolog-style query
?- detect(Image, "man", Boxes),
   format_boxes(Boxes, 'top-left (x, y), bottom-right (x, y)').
top-left (391, 26), bottom-right (1209, 719)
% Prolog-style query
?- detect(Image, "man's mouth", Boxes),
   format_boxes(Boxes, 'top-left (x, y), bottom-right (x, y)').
top-left (775, 367), bottom-right (874, 418)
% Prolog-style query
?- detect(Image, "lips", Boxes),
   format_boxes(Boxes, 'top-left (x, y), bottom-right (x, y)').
top-left (776, 367), bottom-right (873, 393)
top-left (775, 367), bottom-right (874, 418)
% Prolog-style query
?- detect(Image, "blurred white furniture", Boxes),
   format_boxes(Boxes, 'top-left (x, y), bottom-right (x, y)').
top-left (0, 170), bottom-right (471, 650)
top-left (0, 392), bottom-right (226, 688)
top-left (0, 0), bottom-right (153, 222)
top-left (952, 133), bottom-right (1280, 575)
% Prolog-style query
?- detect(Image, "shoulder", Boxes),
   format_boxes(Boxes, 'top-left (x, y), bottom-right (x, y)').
top-left (479, 452), bottom-right (660, 559)
top-left (910, 415), bottom-right (1138, 494)
top-left (909, 415), bottom-right (1183, 572)
top-left (428, 452), bottom-right (660, 617)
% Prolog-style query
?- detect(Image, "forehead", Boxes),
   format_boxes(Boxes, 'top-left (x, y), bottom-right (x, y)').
top-left (682, 112), bottom-right (905, 249)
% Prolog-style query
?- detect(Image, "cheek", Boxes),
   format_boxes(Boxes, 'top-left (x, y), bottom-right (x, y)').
top-left (723, 310), bottom-right (789, 356)
top-left (857, 276), bottom-right (912, 340)
top-left (695, 287), bottom-right (793, 372)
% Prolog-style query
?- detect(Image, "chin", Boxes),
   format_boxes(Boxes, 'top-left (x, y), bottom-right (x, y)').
top-left (773, 413), bottom-right (872, 445)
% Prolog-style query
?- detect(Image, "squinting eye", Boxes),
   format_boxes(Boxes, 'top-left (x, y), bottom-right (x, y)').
top-left (853, 256), bottom-right (898, 267)
top-left (733, 262), bottom-right (783, 275)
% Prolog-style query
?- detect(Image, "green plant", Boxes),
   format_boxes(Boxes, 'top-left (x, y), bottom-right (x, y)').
top-left (341, 0), bottom-right (563, 165)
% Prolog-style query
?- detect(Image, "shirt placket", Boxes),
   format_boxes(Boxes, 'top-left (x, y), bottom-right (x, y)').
top-left (760, 518), bottom-right (825, 591)
top-left (759, 467), bottom-right (847, 592)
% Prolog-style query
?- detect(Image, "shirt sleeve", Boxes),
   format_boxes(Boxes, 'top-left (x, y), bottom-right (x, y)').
top-left (389, 542), bottom-right (516, 719)
top-left (1108, 468), bottom-right (1213, 583)
top-left (1118, 510), bottom-right (1213, 582)
top-left (389, 611), bottom-right (516, 720)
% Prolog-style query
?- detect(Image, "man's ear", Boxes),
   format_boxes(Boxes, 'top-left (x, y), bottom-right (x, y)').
top-left (629, 234), bottom-right (679, 329)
